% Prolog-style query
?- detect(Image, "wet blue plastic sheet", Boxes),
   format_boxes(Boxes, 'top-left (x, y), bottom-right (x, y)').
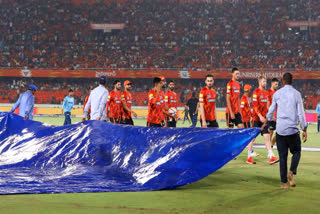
top-left (0, 112), bottom-right (260, 194)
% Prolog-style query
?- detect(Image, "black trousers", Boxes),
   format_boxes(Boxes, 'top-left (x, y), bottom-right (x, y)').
top-left (167, 118), bottom-right (177, 127)
top-left (200, 120), bottom-right (219, 128)
top-left (110, 117), bottom-right (120, 124)
top-left (147, 122), bottom-right (162, 127)
top-left (276, 132), bottom-right (301, 183)
top-left (122, 118), bottom-right (134, 125)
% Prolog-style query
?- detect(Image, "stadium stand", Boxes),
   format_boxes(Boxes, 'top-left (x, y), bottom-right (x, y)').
top-left (0, 0), bottom-right (319, 69)
top-left (0, 0), bottom-right (319, 109)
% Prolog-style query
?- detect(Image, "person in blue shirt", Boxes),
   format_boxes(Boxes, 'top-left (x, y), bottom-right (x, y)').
top-left (62, 89), bottom-right (74, 125)
top-left (316, 100), bottom-right (320, 133)
top-left (10, 84), bottom-right (37, 120)
top-left (267, 73), bottom-right (308, 189)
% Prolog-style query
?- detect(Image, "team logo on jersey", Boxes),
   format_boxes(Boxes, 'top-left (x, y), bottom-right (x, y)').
top-left (227, 86), bottom-right (231, 89)
top-left (207, 94), bottom-right (211, 98)
top-left (253, 94), bottom-right (257, 98)
top-left (260, 95), bottom-right (263, 98)
top-left (170, 96), bottom-right (173, 99)
top-left (127, 96), bottom-right (129, 100)
top-left (115, 96), bottom-right (118, 99)
top-left (233, 86), bottom-right (236, 89)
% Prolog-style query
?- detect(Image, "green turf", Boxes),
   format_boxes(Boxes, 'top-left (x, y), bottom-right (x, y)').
top-left (0, 150), bottom-right (319, 214)
top-left (1, 117), bottom-right (318, 214)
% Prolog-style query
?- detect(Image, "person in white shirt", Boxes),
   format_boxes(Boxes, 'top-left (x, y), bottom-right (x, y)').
top-left (82, 76), bottom-right (109, 122)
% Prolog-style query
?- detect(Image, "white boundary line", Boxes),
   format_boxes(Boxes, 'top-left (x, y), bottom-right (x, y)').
top-left (253, 144), bottom-right (320, 152)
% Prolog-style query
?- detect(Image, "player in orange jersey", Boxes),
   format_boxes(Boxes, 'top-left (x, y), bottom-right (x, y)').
top-left (107, 80), bottom-right (123, 124)
top-left (267, 78), bottom-right (279, 147)
top-left (240, 84), bottom-right (252, 128)
top-left (147, 77), bottom-right (172, 127)
top-left (159, 76), bottom-right (171, 127)
top-left (164, 80), bottom-right (178, 127)
top-left (252, 76), bottom-right (279, 165)
top-left (121, 80), bottom-right (137, 125)
top-left (83, 88), bottom-right (92, 120)
top-left (199, 74), bottom-right (219, 128)
top-left (226, 67), bottom-right (244, 129)
top-left (240, 84), bottom-right (258, 164)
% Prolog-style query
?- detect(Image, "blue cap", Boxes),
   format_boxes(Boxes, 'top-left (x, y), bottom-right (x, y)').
top-left (28, 84), bottom-right (37, 91)
top-left (99, 76), bottom-right (107, 84)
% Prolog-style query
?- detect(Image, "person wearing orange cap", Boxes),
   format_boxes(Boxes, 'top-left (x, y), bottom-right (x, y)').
top-left (226, 67), bottom-right (244, 129)
top-left (267, 78), bottom-right (279, 147)
top-left (240, 84), bottom-right (258, 164)
top-left (106, 80), bottom-right (123, 124)
top-left (164, 80), bottom-right (178, 127)
top-left (240, 84), bottom-right (252, 128)
top-left (121, 80), bottom-right (137, 125)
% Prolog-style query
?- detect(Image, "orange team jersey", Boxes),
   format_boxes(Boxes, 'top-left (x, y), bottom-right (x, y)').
top-left (107, 90), bottom-right (123, 119)
top-left (199, 87), bottom-right (217, 121)
top-left (147, 89), bottom-right (163, 124)
top-left (226, 80), bottom-right (241, 114)
top-left (83, 95), bottom-right (91, 115)
top-left (121, 91), bottom-right (133, 119)
top-left (164, 90), bottom-right (178, 118)
top-left (268, 89), bottom-right (277, 117)
top-left (252, 88), bottom-right (269, 121)
top-left (159, 91), bottom-right (165, 121)
top-left (240, 95), bottom-right (251, 123)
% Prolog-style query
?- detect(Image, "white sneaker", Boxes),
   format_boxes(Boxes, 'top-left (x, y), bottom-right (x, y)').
top-left (250, 151), bottom-right (259, 157)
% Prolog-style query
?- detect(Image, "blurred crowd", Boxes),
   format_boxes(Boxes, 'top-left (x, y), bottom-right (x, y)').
top-left (0, 0), bottom-right (319, 70)
top-left (0, 77), bottom-right (319, 110)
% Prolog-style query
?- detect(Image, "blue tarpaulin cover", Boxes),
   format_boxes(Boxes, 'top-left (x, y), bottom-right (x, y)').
top-left (0, 112), bottom-right (260, 194)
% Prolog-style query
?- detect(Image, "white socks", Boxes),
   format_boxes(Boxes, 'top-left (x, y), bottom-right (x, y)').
top-left (268, 149), bottom-right (274, 158)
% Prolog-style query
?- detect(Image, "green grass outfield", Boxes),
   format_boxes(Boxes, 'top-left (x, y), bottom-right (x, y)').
top-left (0, 117), bottom-right (319, 214)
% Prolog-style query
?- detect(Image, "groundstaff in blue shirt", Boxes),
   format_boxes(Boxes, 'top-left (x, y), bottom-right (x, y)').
top-left (62, 89), bottom-right (75, 125)
top-left (10, 84), bottom-right (37, 120)
top-left (316, 101), bottom-right (320, 133)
